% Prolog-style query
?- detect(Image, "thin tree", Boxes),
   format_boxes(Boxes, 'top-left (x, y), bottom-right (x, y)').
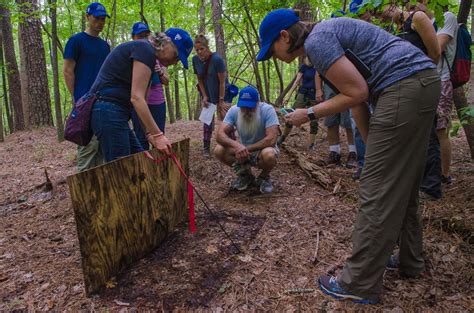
top-left (183, 68), bottom-right (192, 120)
top-left (48, 0), bottom-right (64, 140)
top-left (211, 0), bottom-right (227, 64)
top-left (16, 0), bottom-right (53, 127)
top-left (0, 4), bottom-right (24, 131)
top-left (0, 30), bottom-right (13, 134)
top-left (174, 70), bottom-right (182, 120)
top-left (160, 0), bottom-right (175, 123)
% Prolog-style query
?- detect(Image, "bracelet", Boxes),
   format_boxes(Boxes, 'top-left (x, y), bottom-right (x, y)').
top-left (146, 132), bottom-right (164, 140)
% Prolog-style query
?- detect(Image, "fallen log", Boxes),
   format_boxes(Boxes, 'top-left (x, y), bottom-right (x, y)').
top-left (67, 139), bottom-right (190, 295)
top-left (282, 144), bottom-right (334, 190)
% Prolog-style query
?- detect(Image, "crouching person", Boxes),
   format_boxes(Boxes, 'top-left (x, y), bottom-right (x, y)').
top-left (214, 86), bottom-right (280, 194)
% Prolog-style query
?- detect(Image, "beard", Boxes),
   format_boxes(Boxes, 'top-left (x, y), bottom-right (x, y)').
top-left (236, 106), bottom-right (261, 142)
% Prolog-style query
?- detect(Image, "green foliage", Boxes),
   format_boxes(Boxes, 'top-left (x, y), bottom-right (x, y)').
top-left (451, 106), bottom-right (474, 137)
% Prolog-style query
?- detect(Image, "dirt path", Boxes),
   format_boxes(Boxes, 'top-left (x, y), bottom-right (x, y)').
top-left (0, 121), bottom-right (472, 311)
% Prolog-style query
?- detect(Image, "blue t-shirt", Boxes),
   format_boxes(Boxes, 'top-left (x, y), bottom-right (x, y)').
top-left (304, 18), bottom-right (436, 95)
top-left (90, 40), bottom-right (156, 105)
top-left (192, 53), bottom-right (227, 103)
top-left (299, 64), bottom-right (317, 91)
top-left (223, 103), bottom-right (280, 146)
top-left (64, 32), bottom-right (110, 101)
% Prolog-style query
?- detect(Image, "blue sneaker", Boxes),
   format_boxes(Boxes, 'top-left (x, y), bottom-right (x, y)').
top-left (318, 275), bottom-right (379, 304)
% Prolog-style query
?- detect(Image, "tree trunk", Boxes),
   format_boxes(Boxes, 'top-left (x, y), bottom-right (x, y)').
top-left (48, 0), bottom-right (64, 141)
top-left (198, 0), bottom-right (206, 34)
top-left (1, 27), bottom-right (13, 135)
top-left (453, 0), bottom-right (474, 159)
top-left (174, 71), bottom-right (182, 120)
top-left (457, 0), bottom-right (471, 24)
top-left (0, 4), bottom-right (24, 131)
top-left (453, 87), bottom-right (474, 158)
top-left (160, 0), bottom-right (175, 123)
top-left (210, 0), bottom-right (227, 64)
top-left (110, 0), bottom-right (117, 48)
top-left (18, 28), bottom-right (29, 128)
top-left (0, 36), bottom-right (5, 140)
top-left (244, 23), bottom-right (264, 100)
top-left (183, 68), bottom-right (192, 120)
top-left (16, 0), bottom-right (53, 127)
top-left (273, 59), bottom-right (284, 95)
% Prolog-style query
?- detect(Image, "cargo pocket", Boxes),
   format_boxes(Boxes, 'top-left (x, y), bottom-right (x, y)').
top-left (418, 75), bottom-right (440, 115)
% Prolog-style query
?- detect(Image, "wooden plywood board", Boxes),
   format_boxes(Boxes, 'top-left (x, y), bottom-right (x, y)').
top-left (67, 139), bottom-right (189, 295)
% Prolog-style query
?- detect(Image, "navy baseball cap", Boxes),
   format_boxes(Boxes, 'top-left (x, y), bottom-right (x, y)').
top-left (165, 28), bottom-right (193, 69)
top-left (86, 2), bottom-right (110, 18)
top-left (132, 22), bottom-right (150, 36)
top-left (237, 86), bottom-right (260, 108)
top-left (256, 9), bottom-right (300, 62)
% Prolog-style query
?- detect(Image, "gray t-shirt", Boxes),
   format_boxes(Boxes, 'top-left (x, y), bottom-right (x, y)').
top-left (223, 102), bottom-right (279, 146)
top-left (304, 18), bottom-right (436, 95)
top-left (192, 53), bottom-right (227, 104)
top-left (437, 12), bottom-right (458, 81)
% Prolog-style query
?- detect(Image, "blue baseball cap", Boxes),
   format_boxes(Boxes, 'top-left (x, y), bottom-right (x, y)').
top-left (349, 0), bottom-right (364, 14)
top-left (165, 28), bottom-right (193, 69)
top-left (86, 2), bottom-right (110, 18)
top-left (256, 9), bottom-right (300, 62)
top-left (237, 86), bottom-right (260, 108)
top-left (132, 22), bottom-right (150, 36)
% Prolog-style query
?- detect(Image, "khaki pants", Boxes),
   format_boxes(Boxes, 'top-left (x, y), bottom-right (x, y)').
top-left (76, 136), bottom-right (103, 172)
top-left (339, 69), bottom-right (440, 300)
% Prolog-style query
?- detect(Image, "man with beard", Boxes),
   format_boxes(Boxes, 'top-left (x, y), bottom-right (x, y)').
top-left (214, 86), bottom-right (279, 194)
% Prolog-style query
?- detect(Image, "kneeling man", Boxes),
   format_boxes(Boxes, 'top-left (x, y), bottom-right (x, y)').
top-left (214, 86), bottom-right (279, 193)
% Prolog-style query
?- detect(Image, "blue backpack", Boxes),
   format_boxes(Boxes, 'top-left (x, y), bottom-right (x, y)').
top-left (448, 23), bottom-right (472, 88)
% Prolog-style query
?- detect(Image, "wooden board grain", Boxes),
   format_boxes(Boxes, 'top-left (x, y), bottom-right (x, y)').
top-left (67, 139), bottom-right (189, 295)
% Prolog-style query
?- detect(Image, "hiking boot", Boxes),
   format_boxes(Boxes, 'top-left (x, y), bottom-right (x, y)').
top-left (231, 174), bottom-right (254, 191)
top-left (352, 167), bottom-right (363, 181)
top-left (232, 162), bottom-right (251, 176)
top-left (203, 140), bottom-right (211, 158)
top-left (346, 152), bottom-right (357, 169)
top-left (257, 175), bottom-right (273, 194)
top-left (327, 151), bottom-right (341, 166)
top-left (441, 175), bottom-right (452, 185)
top-left (318, 275), bottom-right (379, 304)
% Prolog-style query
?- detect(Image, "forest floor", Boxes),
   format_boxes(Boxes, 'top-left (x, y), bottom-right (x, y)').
top-left (0, 120), bottom-right (473, 311)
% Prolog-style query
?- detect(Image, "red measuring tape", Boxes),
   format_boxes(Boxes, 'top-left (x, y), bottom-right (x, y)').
top-left (144, 151), bottom-right (196, 233)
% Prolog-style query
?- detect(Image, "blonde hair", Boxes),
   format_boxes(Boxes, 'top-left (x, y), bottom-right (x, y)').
top-left (194, 34), bottom-right (209, 48)
top-left (149, 32), bottom-right (173, 51)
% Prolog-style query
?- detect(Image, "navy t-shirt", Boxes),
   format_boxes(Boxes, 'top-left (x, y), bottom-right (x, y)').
top-left (90, 40), bottom-right (156, 105)
top-left (64, 32), bottom-right (110, 101)
top-left (299, 64), bottom-right (316, 91)
top-left (192, 53), bottom-right (227, 104)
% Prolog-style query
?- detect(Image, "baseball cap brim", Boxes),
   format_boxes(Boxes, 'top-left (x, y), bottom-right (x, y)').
top-left (256, 41), bottom-right (273, 61)
top-left (178, 50), bottom-right (189, 69)
top-left (92, 12), bottom-right (110, 18)
top-left (237, 100), bottom-right (257, 108)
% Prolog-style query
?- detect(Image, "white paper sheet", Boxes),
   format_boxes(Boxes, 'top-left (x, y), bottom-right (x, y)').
top-left (198, 103), bottom-right (217, 126)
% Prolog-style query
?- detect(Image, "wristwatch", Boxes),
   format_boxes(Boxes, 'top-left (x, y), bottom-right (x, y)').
top-left (307, 106), bottom-right (317, 121)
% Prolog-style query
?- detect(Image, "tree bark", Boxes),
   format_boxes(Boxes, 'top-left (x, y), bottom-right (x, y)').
top-left (160, 0), bottom-right (175, 123)
top-left (48, 0), bottom-right (64, 141)
top-left (174, 71), bottom-right (182, 120)
top-left (0, 4), bottom-right (24, 131)
top-left (0, 35), bottom-right (5, 140)
top-left (198, 0), bottom-right (206, 34)
top-left (16, 0), bottom-right (53, 127)
top-left (453, 0), bottom-right (474, 159)
top-left (211, 0), bottom-right (227, 64)
top-left (457, 0), bottom-right (471, 24)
